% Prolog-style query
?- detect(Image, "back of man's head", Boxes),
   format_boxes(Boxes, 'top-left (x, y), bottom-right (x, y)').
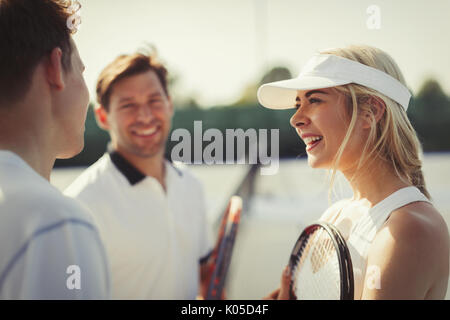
top-left (0, 0), bottom-right (77, 106)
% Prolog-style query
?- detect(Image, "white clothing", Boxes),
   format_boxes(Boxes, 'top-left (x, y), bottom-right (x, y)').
top-left (0, 151), bottom-right (110, 299)
top-left (64, 152), bottom-right (213, 299)
top-left (320, 186), bottom-right (430, 299)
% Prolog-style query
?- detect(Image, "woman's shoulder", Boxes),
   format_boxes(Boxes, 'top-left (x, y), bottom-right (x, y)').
top-left (372, 202), bottom-right (449, 281)
top-left (364, 201), bottom-right (449, 298)
top-left (387, 201), bottom-right (448, 249)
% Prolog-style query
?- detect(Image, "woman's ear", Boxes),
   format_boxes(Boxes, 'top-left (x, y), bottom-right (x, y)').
top-left (94, 105), bottom-right (109, 131)
top-left (361, 96), bottom-right (386, 129)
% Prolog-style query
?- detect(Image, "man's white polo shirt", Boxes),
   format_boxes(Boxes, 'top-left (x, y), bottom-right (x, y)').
top-left (0, 151), bottom-right (110, 299)
top-left (64, 151), bottom-right (213, 299)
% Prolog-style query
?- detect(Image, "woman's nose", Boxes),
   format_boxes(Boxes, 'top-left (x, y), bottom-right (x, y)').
top-left (290, 105), bottom-right (309, 129)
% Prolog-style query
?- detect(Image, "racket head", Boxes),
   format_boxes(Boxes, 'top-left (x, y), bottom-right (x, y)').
top-left (288, 222), bottom-right (354, 300)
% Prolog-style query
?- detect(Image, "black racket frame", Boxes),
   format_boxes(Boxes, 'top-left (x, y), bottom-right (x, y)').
top-left (288, 221), bottom-right (354, 300)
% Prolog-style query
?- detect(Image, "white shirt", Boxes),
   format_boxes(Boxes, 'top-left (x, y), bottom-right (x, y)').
top-left (64, 152), bottom-right (213, 299)
top-left (320, 186), bottom-right (430, 299)
top-left (0, 151), bottom-right (110, 299)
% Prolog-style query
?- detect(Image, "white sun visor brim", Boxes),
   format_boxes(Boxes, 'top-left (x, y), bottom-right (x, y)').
top-left (257, 76), bottom-right (351, 110)
top-left (257, 54), bottom-right (411, 110)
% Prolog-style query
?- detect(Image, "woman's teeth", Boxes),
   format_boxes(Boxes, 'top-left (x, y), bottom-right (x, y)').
top-left (304, 136), bottom-right (323, 145)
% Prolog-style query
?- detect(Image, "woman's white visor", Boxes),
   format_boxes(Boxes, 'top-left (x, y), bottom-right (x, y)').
top-left (257, 54), bottom-right (411, 110)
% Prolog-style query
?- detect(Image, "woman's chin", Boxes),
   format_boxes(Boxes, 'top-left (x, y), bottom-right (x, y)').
top-left (307, 155), bottom-right (328, 169)
top-left (307, 156), bottom-right (319, 168)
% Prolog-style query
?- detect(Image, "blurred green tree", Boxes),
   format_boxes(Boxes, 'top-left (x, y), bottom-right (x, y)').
top-left (259, 66), bottom-right (292, 85)
top-left (409, 79), bottom-right (450, 121)
top-left (234, 66), bottom-right (292, 105)
top-left (54, 77), bottom-right (450, 168)
top-left (408, 78), bottom-right (450, 151)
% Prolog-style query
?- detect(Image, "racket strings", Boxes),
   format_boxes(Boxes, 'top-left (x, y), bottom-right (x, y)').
top-left (311, 231), bottom-right (335, 273)
top-left (292, 228), bottom-right (342, 299)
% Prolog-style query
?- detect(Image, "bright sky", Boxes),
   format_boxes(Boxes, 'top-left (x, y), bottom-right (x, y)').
top-left (74, 0), bottom-right (450, 107)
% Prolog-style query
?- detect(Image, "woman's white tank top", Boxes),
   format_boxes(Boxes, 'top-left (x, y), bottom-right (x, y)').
top-left (320, 186), bottom-right (431, 299)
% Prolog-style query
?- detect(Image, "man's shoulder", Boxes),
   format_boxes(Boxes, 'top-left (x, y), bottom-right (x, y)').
top-left (0, 174), bottom-right (97, 250)
top-left (0, 152), bottom-right (94, 224)
top-left (168, 161), bottom-right (203, 189)
top-left (64, 154), bottom-right (116, 199)
top-left (0, 182), bottom-right (108, 299)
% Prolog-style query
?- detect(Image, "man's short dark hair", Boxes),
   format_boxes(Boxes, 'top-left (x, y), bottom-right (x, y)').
top-left (96, 51), bottom-right (169, 111)
top-left (0, 0), bottom-right (78, 105)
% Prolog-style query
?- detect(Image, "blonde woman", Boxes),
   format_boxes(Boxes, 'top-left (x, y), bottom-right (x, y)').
top-left (258, 45), bottom-right (449, 300)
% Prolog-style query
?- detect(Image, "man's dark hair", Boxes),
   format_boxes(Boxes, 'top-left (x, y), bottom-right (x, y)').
top-left (96, 50), bottom-right (169, 111)
top-left (0, 0), bottom-right (78, 105)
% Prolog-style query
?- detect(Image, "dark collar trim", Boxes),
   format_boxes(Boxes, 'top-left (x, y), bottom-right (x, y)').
top-left (108, 150), bottom-right (146, 186)
top-left (107, 146), bottom-right (183, 185)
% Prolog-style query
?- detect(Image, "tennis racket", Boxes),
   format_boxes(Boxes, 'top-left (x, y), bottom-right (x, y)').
top-left (206, 196), bottom-right (242, 300)
top-left (288, 221), bottom-right (354, 300)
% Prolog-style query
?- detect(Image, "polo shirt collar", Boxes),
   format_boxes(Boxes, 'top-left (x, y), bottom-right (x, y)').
top-left (108, 147), bottom-right (183, 186)
top-left (108, 150), bottom-right (146, 186)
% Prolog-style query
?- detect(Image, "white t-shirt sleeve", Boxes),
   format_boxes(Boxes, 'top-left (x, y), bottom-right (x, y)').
top-left (0, 220), bottom-right (110, 299)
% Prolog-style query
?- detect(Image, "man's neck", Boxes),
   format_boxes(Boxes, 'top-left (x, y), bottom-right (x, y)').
top-left (0, 132), bottom-right (55, 181)
top-left (0, 103), bottom-right (56, 180)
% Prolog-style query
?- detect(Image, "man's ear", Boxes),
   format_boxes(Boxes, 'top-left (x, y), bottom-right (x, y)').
top-left (94, 105), bottom-right (110, 131)
top-left (46, 47), bottom-right (65, 90)
top-left (361, 96), bottom-right (386, 129)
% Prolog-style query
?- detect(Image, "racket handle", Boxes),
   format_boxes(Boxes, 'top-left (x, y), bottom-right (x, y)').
top-left (213, 221), bottom-right (240, 298)
top-left (206, 196), bottom-right (242, 300)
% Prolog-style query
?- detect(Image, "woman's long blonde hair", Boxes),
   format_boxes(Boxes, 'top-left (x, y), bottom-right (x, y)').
top-left (321, 45), bottom-right (430, 199)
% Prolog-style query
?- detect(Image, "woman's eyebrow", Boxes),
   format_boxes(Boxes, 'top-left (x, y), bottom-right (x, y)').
top-left (296, 90), bottom-right (329, 101)
top-left (305, 90), bottom-right (328, 97)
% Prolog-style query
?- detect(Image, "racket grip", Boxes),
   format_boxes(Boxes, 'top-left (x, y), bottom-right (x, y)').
top-left (213, 222), bottom-right (239, 297)
top-left (206, 196), bottom-right (242, 300)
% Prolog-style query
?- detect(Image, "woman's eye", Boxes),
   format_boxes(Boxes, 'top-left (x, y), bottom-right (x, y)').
top-left (121, 104), bottom-right (135, 109)
top-left (309, 98), bottom-right (322, 104)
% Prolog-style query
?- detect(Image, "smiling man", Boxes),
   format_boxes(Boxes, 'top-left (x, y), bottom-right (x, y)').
top-left (64, 51), bottom-right (213, 299)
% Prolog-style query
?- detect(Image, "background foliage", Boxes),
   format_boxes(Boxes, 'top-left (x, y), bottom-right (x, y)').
top-left (55, 73), bottom-right (450, 167)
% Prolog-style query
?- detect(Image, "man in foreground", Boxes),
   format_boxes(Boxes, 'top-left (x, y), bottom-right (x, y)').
top-left (0, 0), bottom-right (109, 299)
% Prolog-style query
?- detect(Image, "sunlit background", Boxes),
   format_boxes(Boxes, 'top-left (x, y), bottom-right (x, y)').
top-left (74, 0), bottom-right (450, 107)
top-left (53, 0), bottom-right (450, 299)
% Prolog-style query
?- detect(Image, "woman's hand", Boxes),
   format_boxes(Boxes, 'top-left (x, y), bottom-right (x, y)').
top-left (263, 266), bottom-right (295, 300)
